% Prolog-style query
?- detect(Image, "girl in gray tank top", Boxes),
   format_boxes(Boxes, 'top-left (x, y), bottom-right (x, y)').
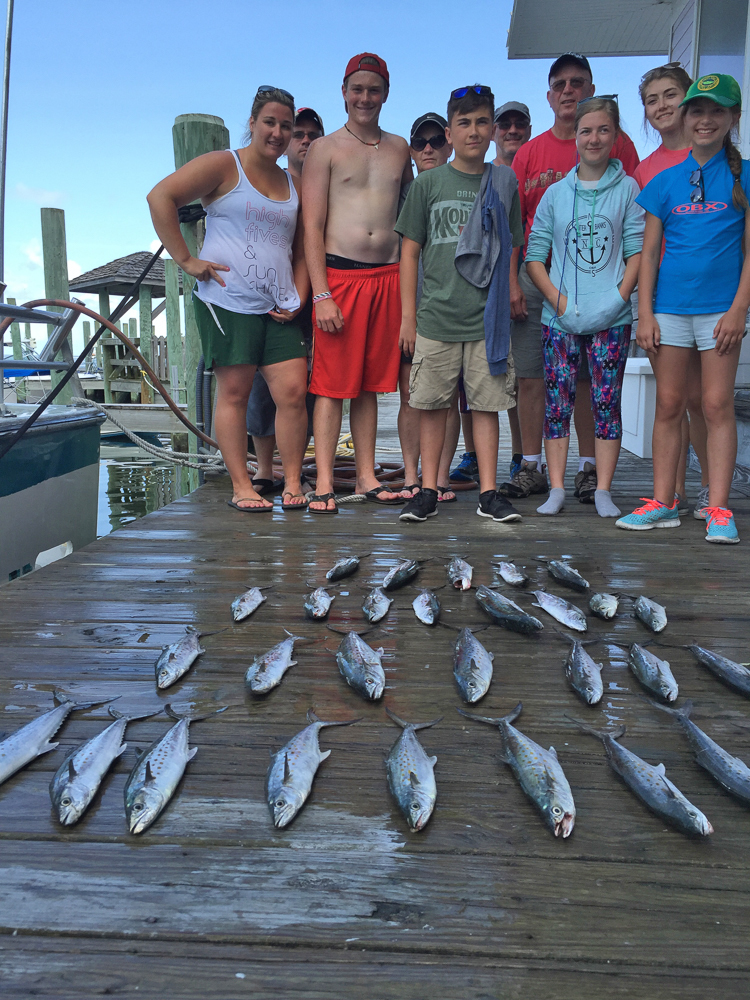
top-left (147, 86), bottom-right (311, 513)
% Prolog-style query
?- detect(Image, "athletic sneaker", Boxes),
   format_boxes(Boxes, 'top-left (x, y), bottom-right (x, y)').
top-left (509, 453), bottom-right (523, 479)
top-left (574, 462), bottom-right (598, 504)
top-left (705, 507), bottom-right (740, 544)
top-left (497, 460), bottom-right (549, 498)
top-left (477, 490), bottom-right (522, 523)
top-left (450, 452), bottom-right (478, 483)
top-left (674, 493), bottom-right (689, 516)
top-left (615, 497), bottom-right (681, 531)
top-left (399, 488), bottom-right (438, 522)
top-left (693, 484), bottom-right (710, 521)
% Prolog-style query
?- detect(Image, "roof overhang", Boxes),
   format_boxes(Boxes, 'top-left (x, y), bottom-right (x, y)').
top-left (507, 0), bottom-right (679, 59)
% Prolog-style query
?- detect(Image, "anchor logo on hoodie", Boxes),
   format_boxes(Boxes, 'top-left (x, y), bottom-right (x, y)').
top-left (564, 212), bottom-right (615, 276)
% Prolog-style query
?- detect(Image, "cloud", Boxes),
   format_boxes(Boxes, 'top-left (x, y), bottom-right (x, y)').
top-left (14, 182), bottom-right (66, 207)
top-left (150, 238), bottom-right (170, 258)
top-left (67, 259), bottom-right (82, 279)
top-left (21, 238), bottom-right (42, 269)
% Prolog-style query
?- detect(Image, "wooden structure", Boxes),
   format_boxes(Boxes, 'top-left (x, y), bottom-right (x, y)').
top-left (0, 453), bottom-right (748, 998)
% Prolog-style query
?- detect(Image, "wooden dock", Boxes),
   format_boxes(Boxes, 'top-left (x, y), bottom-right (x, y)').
top-left (0, 452), bottom-right (748, 999)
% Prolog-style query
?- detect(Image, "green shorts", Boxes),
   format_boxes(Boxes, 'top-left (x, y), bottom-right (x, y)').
top-left (193, 296), bottom-right (307, 370)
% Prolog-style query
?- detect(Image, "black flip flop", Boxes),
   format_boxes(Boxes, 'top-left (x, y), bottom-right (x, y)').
top-left (252, 478), bottom-right (284, 496)
top-left (227, 497), bottom-right (273, 513)
top-left (281, 491), bottom-right (309, 512)
top-left (437, 486), bottom-right (458, 503)
top-left (363, 486), bottom-right (406, 505)
top-left (307, 492), bottom-right (338, 515)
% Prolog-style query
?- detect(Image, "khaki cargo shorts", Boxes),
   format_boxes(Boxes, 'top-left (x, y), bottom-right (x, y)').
top-left (408, 334), bottom-right (516, 411)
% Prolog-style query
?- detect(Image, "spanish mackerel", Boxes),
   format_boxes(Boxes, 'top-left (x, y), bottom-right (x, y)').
top-left (627, 643), bottom-right (678, 702)
top-left (382, 558), bottom-right (420, 591)
top-left (155, 626), bottom-right (223, 689)
top-left (304, 586), bottom-right (335, 620)
top-left (589, 593), bottom-right (619, 620)
top-left (362, 587), bottom-right (393, 624)
top-left (245, 631), bottom-right (308, 694)
top-left (0, 692), bottom-right (112, 787)
top-left (493, 561), bottom-right (529, 588)
top-left (533, 591), bottom-right (587, 632)
top-left (688, 644), bottom-right (750, 698)
top-left (447, 557), bottom-right (473, 591)
top-left (335, 630), bottom-right (386, 700)
top-left (50, 706), bottom-right (163, 825)
top-left (412, 588), bottom-right (441, 625)
top-left (570, 718), bottom-right (713, 836)
top-left (564, 640), bottom-right (603, 705)
top-left (453, 627), bottom-right (494, 703)
top-left (124, 704), bottom-right (225, 834)
top-left (266, 709), bottom-right (359, 827)
top-left (475, 585), bottom-right (544, 634)
top-left (231, 587), bottom-right (267, 622)
top-left (547, 560), bottom-right (589, 592)
top-left (385, 707), bottom-right (441, 832)
top-left (326, 554), bottom-right (368, 582)
top-left (650, 699), bottom-right (750, 805)
top-left (459, 703), bottom-right (576, 838)
top-left (634, 595), bottom-right (667, 633)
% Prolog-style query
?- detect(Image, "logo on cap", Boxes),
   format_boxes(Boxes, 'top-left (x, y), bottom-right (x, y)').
top-left (697, 75), bottom-right (720, 92)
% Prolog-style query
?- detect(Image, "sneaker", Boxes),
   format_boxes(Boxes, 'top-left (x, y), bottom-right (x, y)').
top-left (498, 460), bottom-right (549, 498)
top-left (574, 462), bottom-right (598, 504)
top-left (509, 453), bottom-right (523, 478)
top-left (450, 452), bottom-right (478, 483)
top-left (477, 490), bottom-right (522, 523)
top-left (675, 493), bottom-right (689, 516)
top-left (705, 506), bottom-right (740, 544)
top-left (399, 488), bottom-right (438, 522)
top-left (615, 497), bottom-right (681, 531)
top-left (693, 484), bottom-right (710, 521)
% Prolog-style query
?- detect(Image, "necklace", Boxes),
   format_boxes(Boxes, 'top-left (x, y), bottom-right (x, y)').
top-left (345, 123), bottom-right (381, 149)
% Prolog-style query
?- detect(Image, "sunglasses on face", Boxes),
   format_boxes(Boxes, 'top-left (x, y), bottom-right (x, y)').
top-left (690, 167), bottom-right (705, 203)
top-left (451, 84), bottom-right (492, 100)
top-left (411, 134), bottom-right (447, 151)
top-left (292, 130), bottom-right (321, 141)
top-left (495, 118), bottom-right (530, 131)
top-left (550, 77), bottom-right (588, 93)
top-left (256, 85), bottom-right (295, 102)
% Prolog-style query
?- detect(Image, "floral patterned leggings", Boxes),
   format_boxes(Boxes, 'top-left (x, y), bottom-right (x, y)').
top-left (541, 324), bottom-right (631, 440)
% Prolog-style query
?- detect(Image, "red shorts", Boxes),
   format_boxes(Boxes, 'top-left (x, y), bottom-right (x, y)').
top-left (309, 262), bottom-right (401, 398)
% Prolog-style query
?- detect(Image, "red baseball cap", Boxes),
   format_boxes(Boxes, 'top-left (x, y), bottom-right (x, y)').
top-left (343, 52), bottom-right (389, 86)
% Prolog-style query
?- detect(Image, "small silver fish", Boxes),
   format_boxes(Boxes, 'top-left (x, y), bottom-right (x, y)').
top-left (327, 555), bottom-right (366, 582)
top-left (266, 709), bottom-right (359, 828)
top-left (533, 591), bottom-right (587, 632)
top-left (0, 692), bottom-right (112, 787)
top-left (628, 643), bottom-right (679, 702)
top-left (634, 595), bottom-right (667, 633)
top-left (155, 626), bottom-right (205, 689)
top-left (362, 587), bottom-right (393, 624)
top-left (304, 587), bottom-right (335, 620)
top-left (124, 704), bottom-right (225, 835)
top-left (589, 593), bottom-right (619, 620)
top-left (412, 588), bottom-right (441, 625)
top-left (476, 585), bottom-right (544, 635)
top-left (385, 707), bottom-right (441, 832)
top-left (382, 559), bottom-right (420, 591)
top-left (494, 561), bottom-right (529, 587)
top-left (650, 699), bottom-right (750, 805)
top-left (231, 587), bottom-right (267, 622)
top-left (447, 557), bottom-right (473, 591)
top-left (336, 631), bottom-right (386, 700)
top-left (50, 706), bottom-right (162, 825)
top-left (688, 645), bottom-right (750, 698)
top-left (547, 560), bottom-right (589, 592)
top-left (570, 718), bottom-right (713, 837)
top-left (565, 641), bottom-right (603, 705)
top-left (453, 628), bottom-right (494, 703)
top-left (245, 631), bottom-right (306, 695)
top-left (459, 703), bottom-right (576, 838)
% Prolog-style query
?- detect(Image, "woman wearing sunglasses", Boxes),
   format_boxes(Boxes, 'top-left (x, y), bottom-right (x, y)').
top-left (148, 86), bottom-right (310, 513)
top-left (617, 74), bottom-right (750, 544)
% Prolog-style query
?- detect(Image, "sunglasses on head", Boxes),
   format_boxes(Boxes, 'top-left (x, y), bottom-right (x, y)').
top-left (451, 84), bottom-right (492, 100)
top-left (256, 85), bottom-right (295, 103)
top-left (411, 133), bottom-right (447, 151)
top-left (577, 94), bottom-right (619, 105)
top-left (690, 167), bottom-right (705, 203)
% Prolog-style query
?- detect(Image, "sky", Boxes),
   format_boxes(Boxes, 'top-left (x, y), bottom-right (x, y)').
top-left (2, 0), bottom-right (667, 349)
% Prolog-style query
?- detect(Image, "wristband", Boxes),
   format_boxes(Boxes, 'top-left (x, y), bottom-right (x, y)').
top-left (312, 292), bottom-right (332, 303)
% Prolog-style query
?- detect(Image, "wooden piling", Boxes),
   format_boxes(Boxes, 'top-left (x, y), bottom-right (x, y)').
top-left (7, 296), bottom-right (24, 402)
top-left (40, 207), bottom-right (75, 402)
top-left (139, 285), bottom-right (153, 403)
top-left (99, 289), bottom-right (113, 403)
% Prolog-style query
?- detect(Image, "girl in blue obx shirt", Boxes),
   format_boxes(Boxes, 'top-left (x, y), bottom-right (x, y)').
top-left (617, 74), bottom-right (750, 544)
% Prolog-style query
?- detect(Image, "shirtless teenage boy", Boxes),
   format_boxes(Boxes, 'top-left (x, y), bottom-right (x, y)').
top-left (303, 52), bottom-right (413, 513)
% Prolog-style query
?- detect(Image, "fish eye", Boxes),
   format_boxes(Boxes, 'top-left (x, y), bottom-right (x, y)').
top-left (276, 799), bottom-right (285, 808)
top-left (61, 797), bottom-right (71, 806)
top-left (551, 805), bottom-right (563, 816)
top-left (134, 803), bottom-right (144, 810)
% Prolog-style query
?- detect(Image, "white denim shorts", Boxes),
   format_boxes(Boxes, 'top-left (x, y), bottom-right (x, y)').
top-left (654, 312), bottom-right (724, 351)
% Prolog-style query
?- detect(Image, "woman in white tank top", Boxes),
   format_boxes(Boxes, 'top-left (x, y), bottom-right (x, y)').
top-left (148, 86), bottom-right (310, 512)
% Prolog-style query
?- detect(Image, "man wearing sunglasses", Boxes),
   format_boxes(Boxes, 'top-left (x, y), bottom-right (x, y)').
top-left (500, 53), bottom-right (640, 505)
top-left (302, 52), bottom-right (414, 513)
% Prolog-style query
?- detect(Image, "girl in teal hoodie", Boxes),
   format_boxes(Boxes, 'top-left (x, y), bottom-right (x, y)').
top-left (526, 97), bottom-right (644, 517)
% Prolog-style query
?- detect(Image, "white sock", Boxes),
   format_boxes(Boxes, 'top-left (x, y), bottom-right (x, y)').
top-left (537, 488), bottom-right (565, 515)
top-left (523, 454), bottom-right (542, 469)
top-left (578, 457), bottom-right (596, 472)
top-left (595, 489), bottom-right (621, 518)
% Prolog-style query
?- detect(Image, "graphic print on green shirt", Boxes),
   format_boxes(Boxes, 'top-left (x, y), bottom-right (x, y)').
top-left (396, 164), bottom-right (518, 343)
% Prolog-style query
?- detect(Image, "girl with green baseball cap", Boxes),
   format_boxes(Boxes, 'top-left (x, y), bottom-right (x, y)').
top-left (616, 74), bottom-right (749, 545)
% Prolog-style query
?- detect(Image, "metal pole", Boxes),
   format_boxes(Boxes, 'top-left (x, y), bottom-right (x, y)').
top-left (0, 0), bottom-right (14, 287)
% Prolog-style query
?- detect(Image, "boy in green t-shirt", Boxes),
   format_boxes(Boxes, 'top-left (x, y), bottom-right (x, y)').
top-left (395, 85), bottom-right (524, 522)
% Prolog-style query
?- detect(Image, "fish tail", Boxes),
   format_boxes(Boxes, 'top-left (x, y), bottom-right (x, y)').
top-left (284, 629), bottom-right (322, 643)
top-left (457, 702), bottom-right (522, 727)
top-left (165, 704), bottom-right (228, 723)
top-left (197, 627), bottom-right (229, 639)
top-left (108, 705), bottom-right (166, 721)
top-left (307, 708), bottom-right (361, 727)
top-left (385, 706), bottom-right (442, 730)
top-left (645, 698), bottom-right (693, 720)
top-left (54, 690), bottom-right (120, 711)
top-left (565, 713), bottom-right (626, 742)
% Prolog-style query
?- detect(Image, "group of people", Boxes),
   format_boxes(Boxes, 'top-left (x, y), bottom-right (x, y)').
top-left (147, 51), bottom-right (750, 545)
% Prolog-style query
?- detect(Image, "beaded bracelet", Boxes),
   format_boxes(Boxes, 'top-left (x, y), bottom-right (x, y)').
top-left (312, 291), bottom-right (332, 303)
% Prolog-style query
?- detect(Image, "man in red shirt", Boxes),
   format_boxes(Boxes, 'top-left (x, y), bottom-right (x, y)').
top-left (499, 53), bottom-right (640, 502)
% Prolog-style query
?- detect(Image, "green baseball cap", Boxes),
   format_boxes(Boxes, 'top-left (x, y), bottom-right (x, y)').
top-left (680, 73), bottom-right (742, 108)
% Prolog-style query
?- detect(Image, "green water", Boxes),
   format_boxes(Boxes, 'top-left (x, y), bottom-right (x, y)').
top-left (97, 447), bottom-right (191, 537)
